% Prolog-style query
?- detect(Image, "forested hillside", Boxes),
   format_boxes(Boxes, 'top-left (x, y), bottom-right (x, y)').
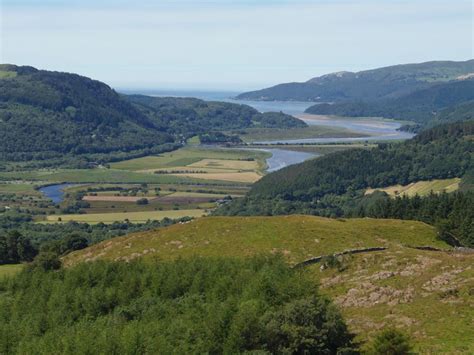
top-left (127, 95), bottom-right (306, 135)
top-left (305, 78), bottom-right (474, 129)
top-left (0, 65), bottom-right (304, 166)
top-left (247, 121), bottom-right (472, 200)
top-left (217, 121), bottom-right (474, 246)
top-left (435, 100), bottom-right (474, 125)
top-left (0, 65), bottom-right (173, 162)
top-left (237, 60), bottom-right (474, 101)
top-left (0, 257), bottom-right (354, 354)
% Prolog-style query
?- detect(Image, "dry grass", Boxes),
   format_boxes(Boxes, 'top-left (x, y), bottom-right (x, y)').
top-left (366, 178), bottom-right (461, 197)
top-left (173, 172), bottom-right (262, 183)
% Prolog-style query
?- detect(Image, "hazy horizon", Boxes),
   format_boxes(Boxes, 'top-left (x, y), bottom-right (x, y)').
top-left (1, 0), bottom-right (473, 90)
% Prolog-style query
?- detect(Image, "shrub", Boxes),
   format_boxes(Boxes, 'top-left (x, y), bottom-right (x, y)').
top-left (369, 328), bottom-right (412, 355)
top-left (136, 198), bottom-right (149, 205)
top-left (30, 251), bottom-right (62, 271)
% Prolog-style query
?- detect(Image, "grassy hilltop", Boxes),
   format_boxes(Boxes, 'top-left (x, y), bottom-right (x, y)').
top-left (64, 215), bottom-right (444, 265)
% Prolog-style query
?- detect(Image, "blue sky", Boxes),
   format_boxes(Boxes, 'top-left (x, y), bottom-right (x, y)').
top-left (1, 0), bottom-right (472, 90)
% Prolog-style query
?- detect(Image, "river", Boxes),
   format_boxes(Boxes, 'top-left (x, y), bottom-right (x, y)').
top-left (224, 99), bottom-right (414, 144)
top-left (124, 89), bottom-right (415, 171)
top-left (257, 148), bottom-right (319, 172)
top-left (254, 115), bottom-right (414, 144)
top-left (39, 183), bottom-right (76, 204)
top-left (39, 93), bottom-right (414, 204)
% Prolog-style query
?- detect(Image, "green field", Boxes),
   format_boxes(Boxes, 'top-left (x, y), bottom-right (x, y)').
top-left (71, 183), bottom-right (247, 197)
top-left (235, 125), bottom-right (367, 142)
top-left (0, 183), bottom-right (40, 195)
top-left (366, 178), bottom-right (461, 197)
top-left (0, 145), bottom-right (267, 185)
top-left (0, 168), bottom-right (200, 184)
top-left (46, 209), bottom-right (206, 224)
top-left (0, 264), bottom-right (23, 279)
top-left (104, 146), bottom-right (269, 184)
top-left (63, 215), bottom-right (474, 353)
top-left (110, 146), bottom-right (269, 171)
top-left (0, 145), bottom-right (260, 223)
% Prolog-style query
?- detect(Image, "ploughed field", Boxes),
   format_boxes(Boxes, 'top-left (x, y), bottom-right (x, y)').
top-left (64, 215), bottom-right (474, 354)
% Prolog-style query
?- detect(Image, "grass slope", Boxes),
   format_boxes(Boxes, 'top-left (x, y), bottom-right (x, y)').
top-left (64, 216), bottom-right (444, 265)
top-left (63, 215), bottom-right (474, 353)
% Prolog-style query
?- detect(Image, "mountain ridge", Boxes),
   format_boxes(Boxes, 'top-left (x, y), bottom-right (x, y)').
top-left (237, 59), bottom-right (474, 102)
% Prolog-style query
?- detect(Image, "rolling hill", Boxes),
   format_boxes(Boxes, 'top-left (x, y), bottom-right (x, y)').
top-left (237, 60), bottom-right (474, 102)
top-left (0, 65), bottom-right (304, 165)
top-left (63, 215), bottom-right (474, 353)
top-left (64, 215), bottom-right (445, 266)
